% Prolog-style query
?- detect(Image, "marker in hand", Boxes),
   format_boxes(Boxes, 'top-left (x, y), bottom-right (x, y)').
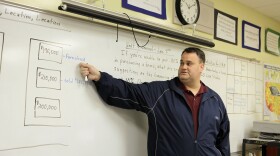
top-left (85, 63), bottom-right (89, 81)
top-left (80, 62), bottom-right (100, 82)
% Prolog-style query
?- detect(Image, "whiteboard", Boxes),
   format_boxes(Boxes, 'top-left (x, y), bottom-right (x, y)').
top-left (0, 2), bottom-right (263, 155)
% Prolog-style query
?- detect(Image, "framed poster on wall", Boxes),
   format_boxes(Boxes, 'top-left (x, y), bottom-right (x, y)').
top-left (265, 28), bottom-right (280, 56)
top-left (242, 20), bottom-right (261, 52)
top-left (214, 9), bottom-right (238, 45)
top-left (122, 0), bottom-right (166, 19)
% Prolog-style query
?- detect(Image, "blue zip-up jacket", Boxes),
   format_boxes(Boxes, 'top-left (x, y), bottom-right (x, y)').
top-left (94, 72), bottom-right (230, 156)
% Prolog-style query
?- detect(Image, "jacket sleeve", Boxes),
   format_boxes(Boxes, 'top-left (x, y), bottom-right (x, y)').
top-left (93, 72), bottom-right (158, 113)
top-left (216, 103), bottom-right (230, 156)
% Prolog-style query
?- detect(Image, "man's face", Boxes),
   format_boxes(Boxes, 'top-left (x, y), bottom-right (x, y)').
top-left (178, 52), bottom-right (204, 84)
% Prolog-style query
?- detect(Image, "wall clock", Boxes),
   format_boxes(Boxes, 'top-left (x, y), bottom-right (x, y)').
top-left (175, 0), bottom-right (200, 25)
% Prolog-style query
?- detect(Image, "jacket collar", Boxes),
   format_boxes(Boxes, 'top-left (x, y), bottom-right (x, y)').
top-left (169, 77), bottom-right (217, 103)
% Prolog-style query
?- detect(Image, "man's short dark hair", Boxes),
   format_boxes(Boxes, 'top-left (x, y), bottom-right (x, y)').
top-left (181, 47), bottom-right (205, 63)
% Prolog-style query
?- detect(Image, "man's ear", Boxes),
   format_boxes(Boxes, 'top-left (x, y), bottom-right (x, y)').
top-left (200, 63), bottom-right (205, 72)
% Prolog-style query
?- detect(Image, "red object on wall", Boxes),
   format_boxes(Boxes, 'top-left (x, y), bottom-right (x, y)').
top-left (266, 146), bottom-right (278, 156)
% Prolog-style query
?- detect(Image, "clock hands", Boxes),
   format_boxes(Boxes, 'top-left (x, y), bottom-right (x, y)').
top-left (184, 2), bottom-right (191, 9)
top-left (184, 2), bottom-right (196, 9)
top-left (189, 2), bottom-right (197, 8)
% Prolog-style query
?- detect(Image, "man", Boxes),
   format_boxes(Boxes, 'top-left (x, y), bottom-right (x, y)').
top-left (79, 47), bottom-right (230, 156)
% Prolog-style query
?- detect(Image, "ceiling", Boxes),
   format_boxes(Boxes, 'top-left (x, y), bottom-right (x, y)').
top-left (234, 0), bottom-right (280, 23)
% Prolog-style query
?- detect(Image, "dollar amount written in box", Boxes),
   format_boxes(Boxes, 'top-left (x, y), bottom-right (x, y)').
top-left (38, 42), bottom-right (63, 63)
top-left (35, 97), bottom-right (61, 118)
top-left (36, 67), bottom-right (61, 90)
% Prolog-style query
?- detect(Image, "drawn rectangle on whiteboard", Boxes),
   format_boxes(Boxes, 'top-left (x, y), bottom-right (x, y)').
top-left (241, 61), bottom-right (248, 77)
top-left (226, 93), bottom-right (234, 113)
top-left (227, 75), bottom-right (234, 93)
top-left (38, 42), bottom-right (63, 64)
top-left (234, 76), bottom-right (242, 94)
top-left (234, 59), bottom-right (242, 76)
top-left (248, 62), bottom-right (256, 78)
top-left (36, 67), bottom-right (61, 90)
top-left (241, 77), bottom-right (248, 94)
top-left (247, 78), bottom-right (256, 94)
top-left (35, 97), bottom-right (61, 118)
top-left (227, 58), bottom-right (234, 75)
top-left (248, 95), bottom-right (256, 112)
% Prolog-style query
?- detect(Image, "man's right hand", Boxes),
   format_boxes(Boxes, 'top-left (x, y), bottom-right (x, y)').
top-left (79, 62), bottom-right (101, 81)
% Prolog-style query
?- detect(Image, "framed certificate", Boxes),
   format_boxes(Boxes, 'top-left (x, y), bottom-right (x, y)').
top-left (214, 9), bottom-right (238, 45)
top-left (122, 0), bottom-right (166, 19)
top-left (242, 20), bottom-right (261, 52)
top-left (265, 28), bottom-right (280, 56)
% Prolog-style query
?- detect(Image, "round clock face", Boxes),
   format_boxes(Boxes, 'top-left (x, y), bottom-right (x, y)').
top-left (176, 0), bottom-right (200, 25)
